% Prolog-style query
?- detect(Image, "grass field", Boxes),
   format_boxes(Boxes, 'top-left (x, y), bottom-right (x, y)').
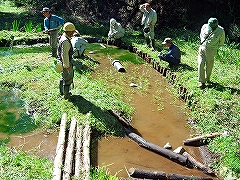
top-left (0, 1), bottom-right (239, 179)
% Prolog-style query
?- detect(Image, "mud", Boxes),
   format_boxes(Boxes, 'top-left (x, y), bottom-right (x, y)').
top-left (87, 44), bottom-right (217, 179)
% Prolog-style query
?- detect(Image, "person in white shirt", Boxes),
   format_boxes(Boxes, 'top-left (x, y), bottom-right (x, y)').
top-left (71, 31), bottom-right (88, 58)
top-left (108, 18), bottom-right (125, 40)
top-left (198, 17), bottom-right (225, 88)
top-left (139, 3), bottom-right (157, 51)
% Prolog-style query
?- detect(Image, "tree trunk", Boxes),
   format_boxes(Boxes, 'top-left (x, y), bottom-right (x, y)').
top-left (182, 152), bottom-right (215, 175)
top-left (74, 123), bottom-right (83, 178)
top-left (167, 173), bottom-right (213, 180)
top-left (63, 117), bottom-right (77, 180)
top-left (52, 113), bottom-right (67, 180)
top-left (129, 167), bottom-right (167, 179)
top-left (82, 122), bottom-right (91, 180)
top-left (126, 128), bottom-right (189, 166)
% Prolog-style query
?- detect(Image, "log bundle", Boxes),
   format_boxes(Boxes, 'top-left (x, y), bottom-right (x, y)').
top-left (52, 114), bottom-right (91, 180)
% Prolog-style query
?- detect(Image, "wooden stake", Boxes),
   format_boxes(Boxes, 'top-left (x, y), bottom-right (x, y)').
top-left (129, 167), bottom-right (167, 179)
top-left (183, 132), bottom-right (220, 146)
top-left (52, 113), bottom-right (67, 180)
top-left (82, 122), bottom-right (91, 180)
top-left (75, 123), bottom-right (83, 178)
top-left (63, 117), bottom-right (77, 180)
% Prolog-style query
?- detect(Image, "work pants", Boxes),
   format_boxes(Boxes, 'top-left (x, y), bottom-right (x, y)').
top-left (198, 46), bottom-right (217, 83)
top-left (59, 65), bottom-right (74, 96)
top-left (49, 30), bottom-right (58, 57)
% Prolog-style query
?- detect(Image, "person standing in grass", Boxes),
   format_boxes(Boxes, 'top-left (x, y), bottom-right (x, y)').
top-left (139, 3), bottom-right (157, 51)
top-left (58, 22), bottom-right (76, 100)
top-left (158, 38), bottom-right (181, 67)
top-left (198, 17), bottom-right (225, 88)
top-left (41, 7), bottom-right (64, 58)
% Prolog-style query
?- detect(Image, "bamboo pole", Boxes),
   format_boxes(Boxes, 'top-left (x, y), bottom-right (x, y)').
top-left (75, 123), bottom-right (83, 178)
top-left (63, 117), bottom-right (77, 180)
top-left (82, 122), bottom-right (91, 180)
top-left (52, 113), bottom-right (67, 180)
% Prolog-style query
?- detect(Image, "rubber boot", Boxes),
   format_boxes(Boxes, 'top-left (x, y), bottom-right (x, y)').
top-left (63, 85), bottom-right (71, 100)
top-left (145, 37), bottom-right (151, 48)
top-left (52, 47), bottom-right (57, 58)
top-left (59, 80), bottom-right (64, 95)
top-left (151, 39), bottom-right (155, 51)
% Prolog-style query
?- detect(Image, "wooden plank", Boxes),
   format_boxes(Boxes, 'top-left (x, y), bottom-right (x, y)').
top-left (52, 113), bottom-right (67, 180)
top-left (82, 122), bottom-right (91, 180)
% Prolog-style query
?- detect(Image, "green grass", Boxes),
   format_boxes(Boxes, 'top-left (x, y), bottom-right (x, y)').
top-left (0, 145), bottom-right (53, 180)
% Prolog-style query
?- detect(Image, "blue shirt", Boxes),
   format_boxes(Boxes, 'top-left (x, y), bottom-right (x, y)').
top-left (44, 14), bottom-right (64, 30)
top-left (167, 44), bottom-right (181, 60)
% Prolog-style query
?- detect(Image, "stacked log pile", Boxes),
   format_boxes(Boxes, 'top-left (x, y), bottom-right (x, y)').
top-left (52, 113), bottom-right (91, 180)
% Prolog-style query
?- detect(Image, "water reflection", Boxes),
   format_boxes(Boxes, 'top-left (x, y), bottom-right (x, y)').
top-left (0, 90), bottom-right (38, 136)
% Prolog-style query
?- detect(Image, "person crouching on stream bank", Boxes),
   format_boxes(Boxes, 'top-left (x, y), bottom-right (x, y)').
top-left (158, 38), bottom-right (181, 67)
top-left (71, 30), bottom-right (88, 58)
top-left (41, 7), bottom-right (64, 58)
top-left (108, 18), bottom-right (125, 46)
top-left (58, 22), bottom-right (76, 100)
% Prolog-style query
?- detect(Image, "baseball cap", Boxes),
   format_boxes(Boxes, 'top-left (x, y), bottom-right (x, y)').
top-left (41, 7), bottom-right (50, 13)
top-left (162, 38), bottom-right (172, 44)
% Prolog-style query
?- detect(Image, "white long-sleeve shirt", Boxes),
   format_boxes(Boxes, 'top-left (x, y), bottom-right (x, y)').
top-left (108, 22), bottom-right (125, 39)
top-left (139, 5), bottom-right (157, 28)
top-left (200, 24), bottom-right (225, 49)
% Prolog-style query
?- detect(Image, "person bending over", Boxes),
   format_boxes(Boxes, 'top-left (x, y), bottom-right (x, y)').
top-left (108, 18), bottom-right (125, 40)
top-left (71, 31), bottom-right (88, 58)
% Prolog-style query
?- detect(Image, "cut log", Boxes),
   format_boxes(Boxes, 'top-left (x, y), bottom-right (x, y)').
top-left (108, 110), bottom-right (130, 127)
top-left (82, 122), bottom-right (91, 180)
top-left (183, 132), bottom-right (220, 146)
top-left (129, 167), bottom-right (167, 179)
top-left (126, 128), bottom-right (189, 166)
top-left (182, 152), bottom-right (215, 175)
top-left (167, 173), bottom-right (213, 180)
top-left (63, 117), bottom-right (77, 180)
top-left (74, 123), bottom-right (83, 178)
top-left (52, 113), bottom-right (67, 180)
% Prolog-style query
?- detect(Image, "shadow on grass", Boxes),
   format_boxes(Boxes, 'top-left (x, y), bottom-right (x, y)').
top-left (70, 95), bottom-right (125, 137)
top-left (170, 63), bottom-right (196, 71)
top-left (207, 82), bottom-right (240, 95)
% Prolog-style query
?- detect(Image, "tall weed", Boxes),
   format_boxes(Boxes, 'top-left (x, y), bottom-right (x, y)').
top-left (11, 20), bottom-right (20, 32)
top-left (24, 21), bottom-right (33, 33)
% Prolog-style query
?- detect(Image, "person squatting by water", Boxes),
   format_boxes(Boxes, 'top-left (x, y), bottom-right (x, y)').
top-left (41, 7), bottom-right (64, 58)
top-left (158, 38), bottom-right (181, 67)
top-left (139, 3), bottom-right (157, 51)
top-left (71, 30), bottom-right (88, 58)
top-left (198, 17), bottom-right (225, 89)
top-left (58, 22), bottom-right (76, 100)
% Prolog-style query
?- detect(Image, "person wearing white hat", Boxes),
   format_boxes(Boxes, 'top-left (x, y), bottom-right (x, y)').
top-left (139, 3), bottom-right (157, 51)
top-left (198, 17), bottom-right (225, 88)
top-left (58, 22), bottom-right (76, 99)
top-left (108, 18), bottom-right (125, 40)
top-left (158, 38), bottom-right (181, 67)
top-left (71, 30), bottom-right (88, 58)
top-left (41, 7), bottom-right (64, 58)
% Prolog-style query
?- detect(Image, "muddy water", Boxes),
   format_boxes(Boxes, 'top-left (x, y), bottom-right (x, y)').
top-left (87, 45), bottom-right (216, 179)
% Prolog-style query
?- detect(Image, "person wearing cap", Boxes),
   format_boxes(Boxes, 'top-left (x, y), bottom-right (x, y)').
top-left (158, 38), bottom-right (181, 67)
top-left (71, 30), bottom-right (88, 58)
top-left (41, 7), bottom-right (64, 58)
top-left (58, 22), bottom-right (76, 99)
top-left (139, 3), bottom-right (157, 51)
top-left (108, 18), bottom-right (125, 40)
top-left (198, 17), bottom-right (225, 88)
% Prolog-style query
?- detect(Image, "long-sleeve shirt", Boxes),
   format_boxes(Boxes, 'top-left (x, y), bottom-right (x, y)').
top-left (44, 14), bottom-right (64, 30)
top-left (166, 44), bottom-right (181, 60)
top-left (108, 22), bottom-right (125, 39)
top-left (139, 5), bottom-right (157, 28)
top-left (200, 24), bottom-right (225, 49)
